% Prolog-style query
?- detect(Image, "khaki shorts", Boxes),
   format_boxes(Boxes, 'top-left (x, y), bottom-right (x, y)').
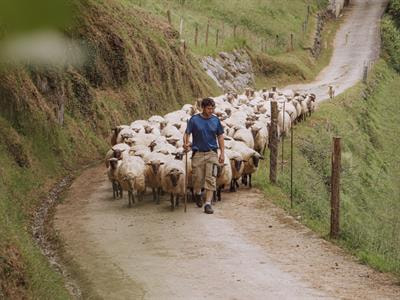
top-left (192, 151), bottom-right (219, 192)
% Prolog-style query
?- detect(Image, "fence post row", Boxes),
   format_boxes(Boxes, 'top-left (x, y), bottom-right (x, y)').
top-left (330, 137), bottom-right (341, 239)
top-left (194, 24), bottom-right (199, 46)
top-left (269, 101), bottom-right (279, 184)
top-left (205, 19), bottom-right (210, 46)
top-left (167, 10), bottom-right (172, 25)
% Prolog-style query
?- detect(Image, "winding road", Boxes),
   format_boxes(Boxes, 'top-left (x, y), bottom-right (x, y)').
top-left (55, 1), bottom-right (399, 299)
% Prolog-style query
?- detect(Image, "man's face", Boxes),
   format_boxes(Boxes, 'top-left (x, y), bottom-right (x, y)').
top-left (202, 105), bottom-right (215, 117)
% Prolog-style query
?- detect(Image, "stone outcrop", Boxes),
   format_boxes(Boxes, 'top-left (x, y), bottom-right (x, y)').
top-left (200, 49), bottom-right (254, 93)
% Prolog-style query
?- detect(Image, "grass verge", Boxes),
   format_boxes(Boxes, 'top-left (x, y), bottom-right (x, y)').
top-left (254, 59), bottom-right (400, 277)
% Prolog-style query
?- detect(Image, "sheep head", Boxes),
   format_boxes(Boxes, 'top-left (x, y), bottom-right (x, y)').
top-left (168, 168), bottom-right (183, 187)
top-left (251, 126), bottom-right (261, 138)
top-left (231, 158), bottom-right (243, 172)
top-left (112, 149), bottom-right (125, 160)
top-left (251, 153), bottom-right (264, 167)
top-left (144, 125), bottom-right (153, 134)
top-left (108, 158), bottom-right (119, 169)
top-left (147, 160), bottom-right (164, 175)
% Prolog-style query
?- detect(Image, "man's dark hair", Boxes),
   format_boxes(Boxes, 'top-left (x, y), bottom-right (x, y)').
top-left (201, 97), bottom-right (215, 108)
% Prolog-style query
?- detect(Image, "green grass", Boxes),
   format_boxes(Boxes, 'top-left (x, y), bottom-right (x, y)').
top-left (123, 0), bottom-right (328, 56)
top-left (254, 60), bottom-right (400, 276)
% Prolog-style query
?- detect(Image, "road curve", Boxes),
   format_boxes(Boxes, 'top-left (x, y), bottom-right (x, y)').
top-left (54, 1), bottom-right (400, 299)
top-left (287, 0), bottom-right (388, 101)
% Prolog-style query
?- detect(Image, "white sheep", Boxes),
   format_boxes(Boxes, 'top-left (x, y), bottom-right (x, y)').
top-left (160, 159), bottom-right (186, 210)
top-left (215, 151), bottom-right (232, 201)
top-left (117, 156), bottom-right (146, 207)
top-left (143, 152), bottom-right (168, 204)
top-left (107, 158), bottom-right (122, 199)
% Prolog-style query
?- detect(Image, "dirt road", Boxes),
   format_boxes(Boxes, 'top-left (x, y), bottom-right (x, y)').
top-left (287, 0), bottom-right (387, 101)
top-left (55, 1), bottom-right (400, 299)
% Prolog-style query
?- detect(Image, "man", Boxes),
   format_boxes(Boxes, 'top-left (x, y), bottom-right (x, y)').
top-left (183, 97), bottom-right (224, 214)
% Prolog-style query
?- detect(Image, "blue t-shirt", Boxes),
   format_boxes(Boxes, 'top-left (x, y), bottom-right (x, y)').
top-left (186, 114), bottom-right (224, 152)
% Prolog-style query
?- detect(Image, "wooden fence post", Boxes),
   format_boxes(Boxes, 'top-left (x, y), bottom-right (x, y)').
top-left (167, 10), bottom-right (172, 25)
top-left (269, 101), bottom-right (278, 183)
top-left (290, 125), bottom-right (294, 208)
top-left (363, 63), bottom-right (368, 83)
top-left (195, 24), bottom-right (199, 46)
top-left (216, 29), bottom-right (219, 47)
top-left (281, 101), bottom-right (286, 171)
top-left (179, 17), bottom-right (184, 36)
top-left (275, 34), bottom-right (279, 48)
top-left (205, 19), bottom-right (210, 46)
top-left (330, 137), bottom-right (341, 239)
top-left (233, 25), bottom-right (237, 38)
top-left (290, 33), bottom-right (294, 51)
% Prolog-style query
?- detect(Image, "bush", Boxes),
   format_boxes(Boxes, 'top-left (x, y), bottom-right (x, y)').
top-left (381, 17), bottom-right (400, 72)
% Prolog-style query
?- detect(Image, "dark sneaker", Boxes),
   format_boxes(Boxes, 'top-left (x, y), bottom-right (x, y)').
top-left (204, 204), bottom-right (214, 214)
top-left (195, 194), bottom-right (203, 208)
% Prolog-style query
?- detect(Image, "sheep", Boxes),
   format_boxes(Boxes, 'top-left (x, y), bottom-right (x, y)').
top-left (230, 141), bottom-right (263, 188)
top-left (143, 153), bottom-right (167, 204)
top-left (251, 122), bottom-right (269, 154)
top-left (107, 158), bottom-right (122, 199)
top-left (116, 127), bottom-right (135, 144)
top-left (160, 159), bottom-right (186, 210)
top-left (233, 127), bottom-right (254, 149)
top-left (110, 125), bottom-right (129, 146)
top-left (161, 124), bottom-right (181, 138)
top-left (215, 151), bottom-right (232, 201)
top-left (153, 142), bottom-right (178, 155)
top-left (117, 156), bottom-right (146, 207)
top-left (278, 110), bottom-right (291, 137)
top-left (225, 149), bottom-right (245, 192)
top-left (105, 143), bottom-right (130, 167)
top-left (306, 94), bottom-right (317, 116)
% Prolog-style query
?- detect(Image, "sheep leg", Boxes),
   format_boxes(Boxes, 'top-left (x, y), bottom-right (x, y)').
top-left (176, 195), bottom-right (180, 207)
top-left (230, 180), bottom-right (235, 192)
top-left (128, 191), bottom-right (132, 208)
top-left (212, 191), bottom-right (217, 204)
top-left (112, 181), bottom-right (117, 199)
top-left (217, 187), bottom-right (222, 201)
top-left (152, 188), bottom-right (156, 202)
top-left (249, 174), bottom-right (252, 188)
top-left (242, 175), bottom-right (248, 186)
top-left (170, 193), bottom-right (175, 210)
top-left (156, 188), bottom-right (161, 205)
top-left (138, 191), bottom-right (144, 202)
top-left (118, 183), bottom-right (123, 198)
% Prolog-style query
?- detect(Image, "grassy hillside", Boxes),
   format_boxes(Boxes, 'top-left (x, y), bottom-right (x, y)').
top-left (254, 59), bottom-right (400, 276)
top-left (123, 0), bottom-right (336, 85)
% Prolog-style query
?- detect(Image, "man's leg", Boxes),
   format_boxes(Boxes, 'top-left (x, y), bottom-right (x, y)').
top-left (192, 153), bottom-right (205, 207)
top-left (204, 152), bottom-right (218, 214)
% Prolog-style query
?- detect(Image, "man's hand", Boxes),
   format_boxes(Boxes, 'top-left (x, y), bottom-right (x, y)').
top-left (219, 152), bottom-right (225, 164)
top-left (183, 143), bottom-right (191, 153)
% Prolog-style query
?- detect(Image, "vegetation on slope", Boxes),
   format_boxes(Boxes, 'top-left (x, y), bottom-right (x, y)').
top-left (0, 0), bottom-right (219, 297)
top-left (381, 0), bottom-right (400, 72)
top-left (123, 0), bottom-right (336, 85)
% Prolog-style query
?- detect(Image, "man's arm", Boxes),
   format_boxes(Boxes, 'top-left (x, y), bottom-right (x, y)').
top-left (217, 134), bottom-right (225, 164)
top-left (183, 133), bottom-right (191, 152)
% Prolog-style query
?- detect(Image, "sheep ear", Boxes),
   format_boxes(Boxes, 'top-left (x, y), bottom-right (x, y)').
top-left (259, 156), bottom-right (265, 160)
top-left (146, 162), bottom-right (151, 165)
top-left (160, 162), bottom-right (165, 165)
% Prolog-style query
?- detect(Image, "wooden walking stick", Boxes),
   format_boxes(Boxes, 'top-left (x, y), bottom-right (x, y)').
top-left (184, 149), bottom-right (188, 213)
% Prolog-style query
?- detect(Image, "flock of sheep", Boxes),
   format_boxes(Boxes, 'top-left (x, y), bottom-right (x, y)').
top-left (106, 87), bottom-right (317, 209)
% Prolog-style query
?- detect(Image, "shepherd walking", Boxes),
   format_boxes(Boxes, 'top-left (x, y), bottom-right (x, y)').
top-left (183, 98), bottom-right (225, 214)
